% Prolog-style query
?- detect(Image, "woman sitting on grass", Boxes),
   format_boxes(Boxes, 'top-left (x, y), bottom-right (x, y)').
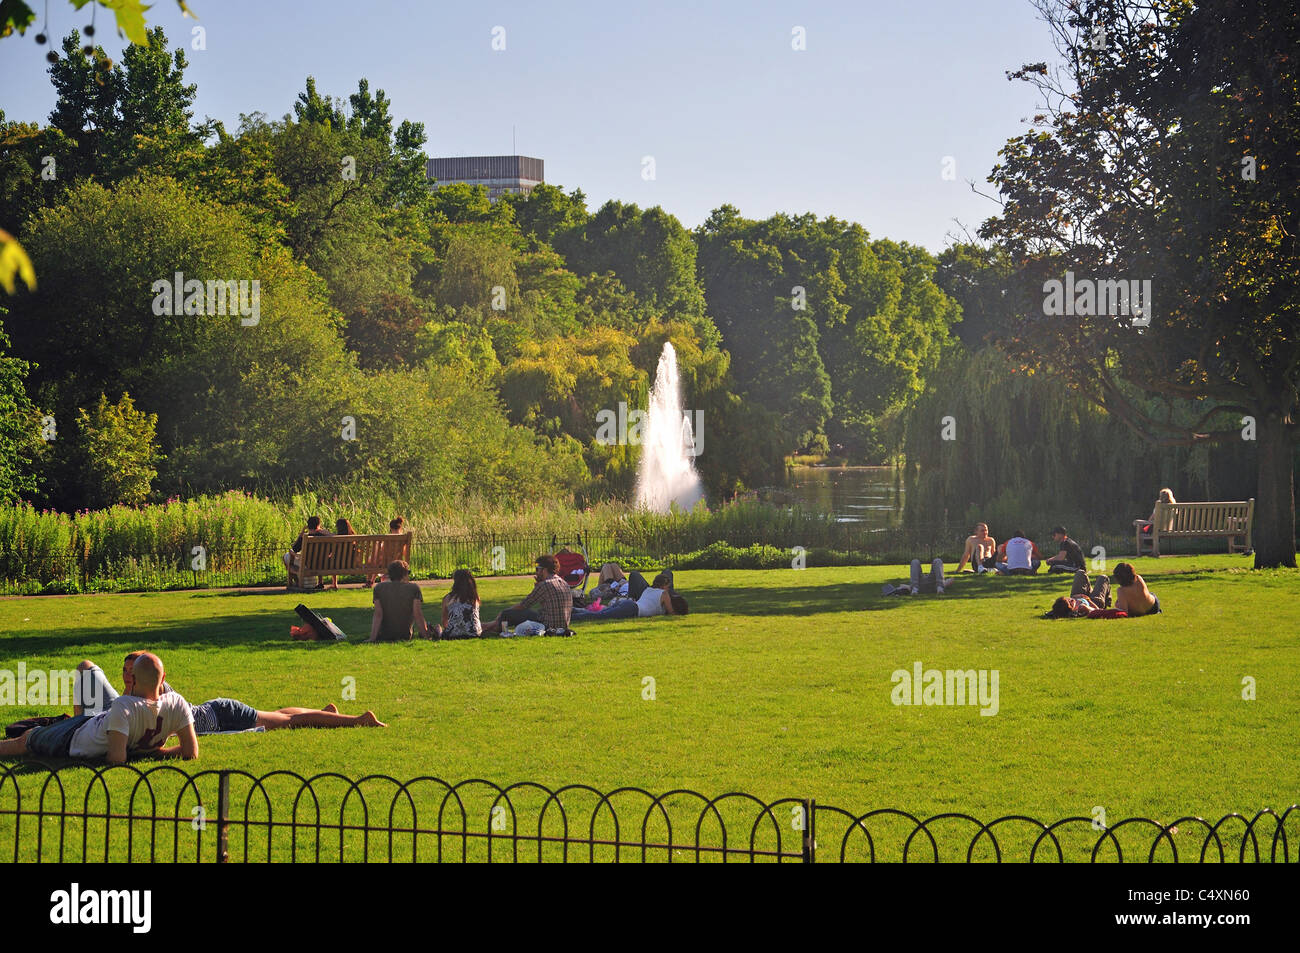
top-left (440, 569), bottom-right (482, 639)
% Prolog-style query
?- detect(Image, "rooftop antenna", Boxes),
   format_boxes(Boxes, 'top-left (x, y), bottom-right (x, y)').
top-left (512, 125), bottom-right (516, 155)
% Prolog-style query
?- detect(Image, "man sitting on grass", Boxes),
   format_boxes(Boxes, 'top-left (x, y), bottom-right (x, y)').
top-left (1113, 562), bottom-right (1161, 616)
top-left (0, 652), bottom-right (197, 764)
top-left (74, 653), bottom-right (385, 731)
top-left (369, 559), bottom-right (434, 642)
top-left (480, 554), bottom-right (573, 635)
top-left (1044, 526), bottom-right (1086, 573)
top-left (956, 523), bottom-right (997, 573)
top-left (996, 531), bottom-right (1042, 574)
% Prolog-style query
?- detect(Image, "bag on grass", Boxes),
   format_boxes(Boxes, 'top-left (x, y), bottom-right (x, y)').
top-left (5, 713), bottom-right (69, 738)
top-left (293, 604), bottom-right (347, 641)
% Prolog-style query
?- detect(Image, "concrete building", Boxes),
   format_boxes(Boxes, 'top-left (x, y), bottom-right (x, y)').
top-left (426, 155), bottom-right (544, 200)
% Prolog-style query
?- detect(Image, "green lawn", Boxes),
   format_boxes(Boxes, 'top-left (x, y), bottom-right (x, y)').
top-left (1, 555), bottom-right (1296, 861)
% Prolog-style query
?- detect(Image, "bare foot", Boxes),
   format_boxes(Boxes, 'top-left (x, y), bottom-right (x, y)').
top-left (322, 703), bottom-right (338, 713)
top-left (357, 711), bottom-right (386, 728)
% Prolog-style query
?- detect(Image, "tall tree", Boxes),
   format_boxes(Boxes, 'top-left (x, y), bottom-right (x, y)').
top-left (984, 0), bottom-right (1299, 567)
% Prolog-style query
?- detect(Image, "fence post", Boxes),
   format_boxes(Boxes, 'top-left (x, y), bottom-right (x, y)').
top-left (216, 770), bottom-right (230, 863)
top-left (802, 798), bottom-right (815, 863)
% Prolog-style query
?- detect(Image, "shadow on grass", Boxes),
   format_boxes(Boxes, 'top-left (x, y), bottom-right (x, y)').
top-left (0, 602), bottom-right (378, 657)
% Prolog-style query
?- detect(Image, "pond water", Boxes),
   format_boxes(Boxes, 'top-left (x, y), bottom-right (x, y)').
top-left (765, 466), bottom-right (905, 527)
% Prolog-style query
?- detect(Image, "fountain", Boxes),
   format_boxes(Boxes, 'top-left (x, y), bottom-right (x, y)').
top-left (634, 343), bottom-right (705, 513)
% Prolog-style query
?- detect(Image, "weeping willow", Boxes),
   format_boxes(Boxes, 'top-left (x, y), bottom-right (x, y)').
top-left (901, 347), bottom-right (1257, 536)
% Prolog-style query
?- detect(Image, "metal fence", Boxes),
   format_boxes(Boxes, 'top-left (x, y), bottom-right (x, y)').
top-left (1, 764), bottom-right (1294, 863)
top-left (0, 523), bottom-right (1162, 596)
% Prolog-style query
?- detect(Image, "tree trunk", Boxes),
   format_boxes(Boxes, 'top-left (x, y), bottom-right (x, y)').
top-left (1252, 413), bottom-right (1297, 569)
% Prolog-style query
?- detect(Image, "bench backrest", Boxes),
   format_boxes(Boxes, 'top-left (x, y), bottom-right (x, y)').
top-left (1154, 500), bottom-right (1254, 535)
top-left (299, 532), bottom-right (413, 573)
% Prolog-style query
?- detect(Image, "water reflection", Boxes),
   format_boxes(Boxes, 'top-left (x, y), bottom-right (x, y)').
top-left (764, 466), bottom-right (904, 527)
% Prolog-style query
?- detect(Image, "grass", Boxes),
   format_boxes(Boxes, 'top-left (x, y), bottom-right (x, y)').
top-left (1, 554), bottom-right (1296, 861)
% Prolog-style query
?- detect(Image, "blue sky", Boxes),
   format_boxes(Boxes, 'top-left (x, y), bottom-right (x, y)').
top-left (1, 0), bottom-right (1058, 251)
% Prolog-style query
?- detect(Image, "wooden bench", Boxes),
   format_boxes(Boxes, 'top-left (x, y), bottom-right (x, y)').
top-left (288, 532), bottom-right (413, 590)
top-left (1133, 500), bottom-right (1253, 557)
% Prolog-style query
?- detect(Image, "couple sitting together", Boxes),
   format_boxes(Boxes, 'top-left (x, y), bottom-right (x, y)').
top-left (0, 651), bottom-right (383, 765)
top-left (570, 562), bottom-right (688, 621)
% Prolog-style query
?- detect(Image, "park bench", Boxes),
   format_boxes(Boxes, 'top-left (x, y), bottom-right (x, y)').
top-left (1133, 499), bottom-right (1253, 557)
top-left (288, 532), bottom-right (413, 590)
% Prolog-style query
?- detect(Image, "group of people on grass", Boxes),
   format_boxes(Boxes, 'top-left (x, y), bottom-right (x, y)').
top-left (897, 517), bottom-right (1162, 618)
top-left (367, 555), bottom-right (689, 642)
top-left (0, 650), bottom-right (384, 765)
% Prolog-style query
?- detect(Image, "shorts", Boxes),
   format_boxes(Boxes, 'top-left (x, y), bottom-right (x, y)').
top-left (192, 698), bottom-right (258, 734)
top-left (25, 714), bottom-right (92, 758)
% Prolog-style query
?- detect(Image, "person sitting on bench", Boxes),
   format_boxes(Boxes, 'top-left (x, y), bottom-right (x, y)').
top-left (283, 516), bottom-right (330, 589)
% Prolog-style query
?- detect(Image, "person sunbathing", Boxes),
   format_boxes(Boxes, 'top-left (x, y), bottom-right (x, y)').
top-left (957, 523), bottom-right (997, 573)
top-left (74, 653), bottom-right (386, 731)
top-left (1112, 562), bottom-right (1161, 616)
top-left (571, 570), bottom-right (687, 621)
top-left (1, 652), bottom-right (198, 764)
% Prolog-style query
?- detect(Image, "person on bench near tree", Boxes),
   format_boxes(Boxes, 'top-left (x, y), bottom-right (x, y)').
top-left (283, 516), bottom-right (330, 590)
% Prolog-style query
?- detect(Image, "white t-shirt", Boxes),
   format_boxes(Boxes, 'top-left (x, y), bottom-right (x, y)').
top-left (1005, 537), bottom-right (1034, 570)
top-left (69, 692), bottom-right (194, 759)
top-left (636, 586), bottom-right (666, 617)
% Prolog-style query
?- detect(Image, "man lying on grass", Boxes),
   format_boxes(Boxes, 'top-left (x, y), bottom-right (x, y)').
top-left (1045, 564), bottom-right (1161, 618)
top-left (74, 652), bottom-right (386, 731)
top-left (0, 652), bottom-right (198, 764)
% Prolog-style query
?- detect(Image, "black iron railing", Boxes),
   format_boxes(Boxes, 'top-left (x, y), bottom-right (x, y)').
top-left (1, 764), bottom-right (1293, 863)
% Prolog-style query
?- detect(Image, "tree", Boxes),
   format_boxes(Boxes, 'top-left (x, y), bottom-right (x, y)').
top-left (0, 327), bottom-right (42, 502)
top-left (983, 0), bottom-right (1299, 567)
top-left (73, 392), bottom-right (161, 508)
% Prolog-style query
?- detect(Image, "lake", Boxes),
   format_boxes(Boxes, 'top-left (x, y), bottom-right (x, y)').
top-left (765, 466), bottom-right (905, 527)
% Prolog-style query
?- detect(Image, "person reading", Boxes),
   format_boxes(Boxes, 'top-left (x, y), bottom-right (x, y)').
top-left (957, 523), bottom-right (997, 573)
top-left (0, 652), bottom-right (197, 764)
top-left (1044, 526), bottom-right (1085, 573)
top-left (1113, 562), bottom-right (1161, 616)
top-left (480, 555), bottom-right (573, 635)
top-left (369, 560), bottom-right (432, 641)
